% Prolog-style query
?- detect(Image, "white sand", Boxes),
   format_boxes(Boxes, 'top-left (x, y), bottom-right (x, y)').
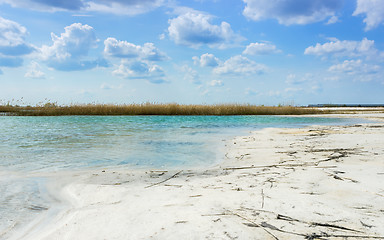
top-left (12, 113), bottom-right (384, 240)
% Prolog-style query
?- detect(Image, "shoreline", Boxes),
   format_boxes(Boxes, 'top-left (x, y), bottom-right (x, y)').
top-left (9, 113), bottom-right (384, 239)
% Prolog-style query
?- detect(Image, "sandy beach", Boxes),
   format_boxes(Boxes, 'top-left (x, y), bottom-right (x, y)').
top-left (11, 112), bottom-right (384, 240)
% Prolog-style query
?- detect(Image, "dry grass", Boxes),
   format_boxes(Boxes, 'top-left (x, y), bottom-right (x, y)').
top-left (0, 103), bottom-right (325, 116)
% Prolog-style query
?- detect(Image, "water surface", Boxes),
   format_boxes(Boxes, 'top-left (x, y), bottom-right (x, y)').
top-left (0, 115), bottom-right (351, 171)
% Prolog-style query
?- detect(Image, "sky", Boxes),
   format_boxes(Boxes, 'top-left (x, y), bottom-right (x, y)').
top-left (0, 0), bottom-right (383, 106)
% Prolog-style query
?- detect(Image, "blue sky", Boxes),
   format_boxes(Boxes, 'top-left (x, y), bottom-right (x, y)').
top-left (0, 0), bottom-right (383, 106)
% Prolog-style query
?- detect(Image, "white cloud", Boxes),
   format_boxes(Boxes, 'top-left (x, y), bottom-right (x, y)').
top-left (41, 23), bottom-right (97, 60)
top-left (328, 59), bottom-right (382, 82)
top-left (209, 80), bottom-right (223, 87)
top-left (353, 0), bottom-right (384, 31)
top-left (113, 60), bottom-right (166, 84)
top-left (193, 53), bottom-right (220, 67)
top-left (326, 15), bottom-right (339, 25)
top-left (243, 42), bottom-right (280, 55)
top-left (40, 23), bottom-right (107, 71)
top-left (0, 16), bottom-right (34, 58)
top-left (104, 38), bottom-right (167, 61)
top-left (243, 0), bottom-right (343, 25)
top-left (24, 61), bottom-right (45, 79)
top-left (328, 59), bottom-right (380, 75)
top-left (180, 65), bottom-right (200, 84)
top-left (213, 55), bottom-right (267, 75)
top-left (304, 38), bottom-right (378, 58)
top-left (105, 38), bottom-right (168, 83)
top-left (85, 0), bottom-right (164, 15)
top-left (0, 0), bottom-right (164, 15)
top-left (168, 12), bottom-right (243, 48)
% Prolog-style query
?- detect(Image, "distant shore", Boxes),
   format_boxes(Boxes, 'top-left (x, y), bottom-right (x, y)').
top-left (10, 111), bottom-right (384, 240)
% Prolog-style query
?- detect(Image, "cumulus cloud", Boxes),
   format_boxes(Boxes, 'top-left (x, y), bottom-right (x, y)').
top-left (104, 37), bottom-right (168, 83)
top-left (40, 23), bottom-right (107, 71)
top-left (213, 55), bottom-right (267, 75)
top-left (0, 16), bottom-right (34, 73)
top-left (193, 53), bottom-right (220, 67)
top-left (24, 61), bottom-right (45, 79)
top-left (0, 17), bottom-right (35, 56)
top-left (113, 60), bottom-right (166, 84)
top-left (0, 0), bottom-right (164, 15)
top-left (328, 59), bottom-right (380, 75)
top-left (243, 42), bottom-right (280, 55)
top-left (41, 23), bottom-right (97, 60)
top-left (304, 38), bottom-right (378, 58)
top-left (104, 38), bottom-right (167, 61)
top-left (168, 12), bottom-right (243, 48)
top-left (243, 0), bottom-right (343, 25)
top-left (353, 0), bottom-right (384, 31)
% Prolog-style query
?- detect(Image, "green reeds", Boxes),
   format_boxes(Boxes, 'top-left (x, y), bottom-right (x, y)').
top-left (0, 103), bottom-right (325, 116)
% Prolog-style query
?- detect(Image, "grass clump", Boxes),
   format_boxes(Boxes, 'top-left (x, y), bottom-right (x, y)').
top-left (0, 102), bottom-right (325, 116)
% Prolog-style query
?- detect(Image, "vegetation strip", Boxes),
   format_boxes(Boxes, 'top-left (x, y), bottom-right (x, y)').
top-left (0, 103), bottom-right (324, 116)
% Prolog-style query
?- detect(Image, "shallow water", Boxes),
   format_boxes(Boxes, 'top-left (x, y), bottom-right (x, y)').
top-left (0, 115), bottom-right (356, 237)
top-left (0, 115), bottom-right (353, 171)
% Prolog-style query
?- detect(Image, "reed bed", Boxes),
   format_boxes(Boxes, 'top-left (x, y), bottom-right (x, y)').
top-left (0, 103), bottom-right (325, 116)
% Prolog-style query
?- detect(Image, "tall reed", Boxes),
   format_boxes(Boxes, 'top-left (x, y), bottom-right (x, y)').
top-left (0, 103), bottom-right (325, 116)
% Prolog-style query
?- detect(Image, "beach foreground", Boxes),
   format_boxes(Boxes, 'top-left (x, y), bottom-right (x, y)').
top-left (14, 113), bottom-right (384, 240)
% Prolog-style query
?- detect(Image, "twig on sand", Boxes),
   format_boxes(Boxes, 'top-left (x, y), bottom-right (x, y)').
top-left (204, 210), bottom-right (384, 239)
top-left (305, 233), bottom-right (384, 239)
top-left (225, 210), bottom-right (280, 240)
top-left (323, 170), bottom-right (359, 183)
top-left (223, 163), bottom-right (312, 171)
top-left (228, 210), bottom-right (307, 238)
top-left (277, 213), bottom-right (384, 238)
top-left (222, 155), bottom-right (351, 171)
top-left (224, 146), bottom-right (361, 172)
top-left (145, 170), bottom-right (183, 188)
top-left (276, 214), bottom-right (363, 233)
top-left (261, 189), bottom-right (265, 209)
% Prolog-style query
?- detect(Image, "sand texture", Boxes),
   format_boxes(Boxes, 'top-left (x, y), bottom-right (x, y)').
top-left (13, 114), bottom-right (384, 240)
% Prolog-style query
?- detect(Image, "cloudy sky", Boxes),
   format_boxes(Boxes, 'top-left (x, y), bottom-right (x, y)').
top-left (0, 0), bottom-right (383, 105)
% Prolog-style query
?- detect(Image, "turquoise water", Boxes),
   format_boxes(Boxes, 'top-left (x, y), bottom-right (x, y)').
top-left (0, 115), bottom-right (351, 172)
top-left (0, 115), bottom-right (355, 237)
